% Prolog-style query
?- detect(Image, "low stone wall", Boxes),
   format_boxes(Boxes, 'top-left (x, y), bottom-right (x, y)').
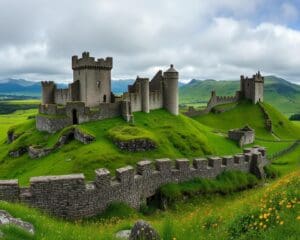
top-left (114, 139), bottom-right (157, 152)
top-left (0, 146), bottom-right (267, 219)
top-left (258, 103), bottom-right (272, 132)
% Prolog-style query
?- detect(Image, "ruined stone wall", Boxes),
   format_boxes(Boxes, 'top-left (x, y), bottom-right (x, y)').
top-left (228, 130), bottom-right (255, 147)
top-left (184, 91), bottom-right (239, 117)
top-left (258, 103), bottom-right (272, 132)
top-left (0, 147), bottom-right (267, 219)
top-left (54, 88), bottom-right (71, 105)
top-left (36, 115), bottom-right (71, 133)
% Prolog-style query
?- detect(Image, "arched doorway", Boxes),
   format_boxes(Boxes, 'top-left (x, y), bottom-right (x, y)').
top-left (103, 95), bottom-right (107, 103)
top-left (72, 109), bottom-right (78, 124)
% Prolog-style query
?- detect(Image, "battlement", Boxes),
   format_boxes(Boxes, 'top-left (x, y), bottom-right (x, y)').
top-left (41, 81), bottom-right (55, 87)
top-left (0, 147), bottom-right (267, 219)
top-left (241, 71), bottom-right (264, 83)
top-left (72, 52), bottom-right (113, 70)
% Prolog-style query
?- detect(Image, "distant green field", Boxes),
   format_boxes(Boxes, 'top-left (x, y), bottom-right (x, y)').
top-left (0, 99), bottom-right (40, 114)
top-left (0, 109), bottom-right (37, 141)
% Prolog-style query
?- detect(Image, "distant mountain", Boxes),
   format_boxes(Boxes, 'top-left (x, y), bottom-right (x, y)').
top-left (111, 79), bottom-right (134, 94)
top-left (179, 76), bottom-right (300, 116)
top-left (0, 78), bottom-right (186, 97)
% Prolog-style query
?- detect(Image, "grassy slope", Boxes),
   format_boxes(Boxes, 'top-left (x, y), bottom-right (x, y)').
top-left (180, 76), bottom-right (300, 116)
top-left (0, 168), bottom-right (298, 240)
top-left (0, 109), bottom-right (241, 185)
top-left (194, 100), bottom-right (300, 157)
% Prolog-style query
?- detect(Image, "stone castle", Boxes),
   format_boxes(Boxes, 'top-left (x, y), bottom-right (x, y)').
top-left (185, 71), bottom-right (264, 117)
top-left (37, 52), bottom-right (178, 133)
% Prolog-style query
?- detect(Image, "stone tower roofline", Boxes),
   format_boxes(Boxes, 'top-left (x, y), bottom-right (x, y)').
top-left (41, 81), bottom-right (55, 86)
top-left (164, 64), bottom-right (178, 78)
top-left (241, 71), bottom-right (264, 82)
top-left (72, 51), bottom-right (113, 70)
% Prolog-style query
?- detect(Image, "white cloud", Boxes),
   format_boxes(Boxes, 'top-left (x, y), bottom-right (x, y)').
top-left (0, 0), bottom-right (299, 83)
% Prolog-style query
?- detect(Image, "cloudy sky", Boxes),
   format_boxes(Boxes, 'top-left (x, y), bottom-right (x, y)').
top-left (0, 0), bottom-right (300, 83)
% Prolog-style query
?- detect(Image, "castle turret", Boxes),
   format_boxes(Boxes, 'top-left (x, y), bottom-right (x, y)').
top-left (140, 77), bottom-right (150, 113)
top-left (253, 71), bottom-right (264, 103)
top-left (72, 52), bottom-right (113, 107)
top-left (163, 64), bottom-right (179, 115)
top-left (41, 81), bottom-right (55, 104)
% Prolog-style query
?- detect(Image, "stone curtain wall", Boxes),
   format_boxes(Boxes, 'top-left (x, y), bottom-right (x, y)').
top-left (184, 91), bottom-right (240, 117)
top-left (0, 147), bottom-right (267, 219)
top-left (258, 103), bottom-right (272, 132)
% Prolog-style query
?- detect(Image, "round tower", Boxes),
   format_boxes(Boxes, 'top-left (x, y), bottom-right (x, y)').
top-left (41, 81), bottom-right (55, 104)
top-left (163, 64), bottom-right (179, 115)
top-left (140, 78), bottom-right (150, 113)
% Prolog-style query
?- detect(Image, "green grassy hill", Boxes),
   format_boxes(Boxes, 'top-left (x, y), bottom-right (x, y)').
top-left (0, 100), bottom-right (299, 186)
top-left (0, 100), bottom-right (300, 239)
top-left (0, 109), bottom-right (241, 185)
top-left (180, 76), bottom-right (300, 116)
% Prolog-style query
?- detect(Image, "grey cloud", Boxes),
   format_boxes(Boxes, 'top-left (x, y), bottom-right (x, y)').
top-left (0, 0), bottom-right (299, 83)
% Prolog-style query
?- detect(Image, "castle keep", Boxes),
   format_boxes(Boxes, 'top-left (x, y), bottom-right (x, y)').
top-left (37, 52), bottom-right (178, 133)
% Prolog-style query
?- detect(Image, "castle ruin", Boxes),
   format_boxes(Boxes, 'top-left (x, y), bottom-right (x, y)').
top-left (184, 71), bottom-right (264, 117)
top-left (37, 52), bottom-right (178, 133)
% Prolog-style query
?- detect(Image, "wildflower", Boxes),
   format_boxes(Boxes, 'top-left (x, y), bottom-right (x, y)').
top-left (280, 221), bottom-right (284, 225)
top-left (297, 216), bottom-right (300, 220)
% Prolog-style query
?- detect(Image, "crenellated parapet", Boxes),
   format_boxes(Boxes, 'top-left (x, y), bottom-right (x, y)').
top-left (72, 52), bottom-right (113, 70)
top-left (0, 146), bottom-right (267, 219)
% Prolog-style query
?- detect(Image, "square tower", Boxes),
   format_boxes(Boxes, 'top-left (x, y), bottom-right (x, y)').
top-left (72, 52), bottom-right (113, 107)
top-left (240, 71), bottom-right (264, 104)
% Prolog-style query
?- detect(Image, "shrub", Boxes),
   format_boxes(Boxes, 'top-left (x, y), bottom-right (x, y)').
top-left (289, 113), bottom-right (300, 121)
top-left (264, 165), bottom-right (280, 179)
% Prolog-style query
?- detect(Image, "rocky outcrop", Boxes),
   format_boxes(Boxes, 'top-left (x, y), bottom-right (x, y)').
top-left (28, 146), bottom-right (53, 159)
top-left (0, 210), bottom-right (35, 235)
top-left (115, 139), bottom-right (156, 152)
top-left (129, 220), bottom-right (160, 240)
top-left (7, 130), bottom-right (20, 144)
top-left (74, 128), bottom-right (95, 144)
top-left (8, 147), bottom-right (27, 157)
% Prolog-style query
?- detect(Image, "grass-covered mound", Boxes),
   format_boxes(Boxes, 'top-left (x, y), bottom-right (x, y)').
top-left (108, 125), bottom-right (156, 142)
top-left (159, 171), bottom-right (258, 205)
top-left (0, 109), bottom-right (241, 185)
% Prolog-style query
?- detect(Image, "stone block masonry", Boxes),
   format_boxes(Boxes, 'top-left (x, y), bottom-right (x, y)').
top-left (0, 147), bottom-right (267, 219)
